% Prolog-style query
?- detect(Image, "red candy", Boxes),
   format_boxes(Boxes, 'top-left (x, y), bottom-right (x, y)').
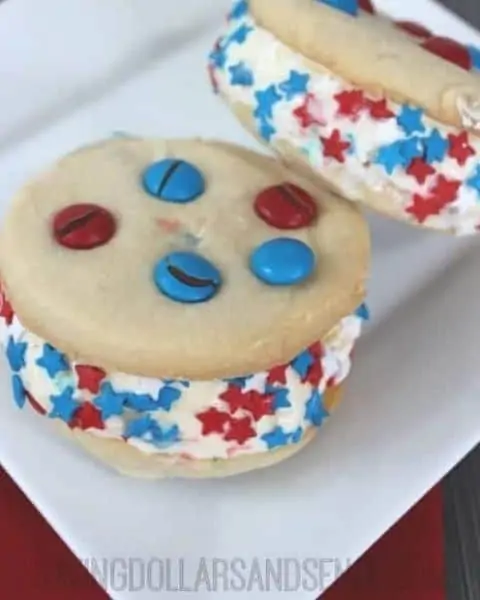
top-left (396, 21), bottom-right (432, 39)
top-left (53, 204), bottom-right (116, 250)
top-left (254, 183), bottom-right (318, 230)
top-left (422, 36), bottom-right (471, 71)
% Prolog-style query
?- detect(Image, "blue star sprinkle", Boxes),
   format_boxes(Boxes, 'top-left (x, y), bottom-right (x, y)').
top-left (6, 337), bottom-right (27, 372)
top-left (152, 424), bottom-right (180, 448)
top-left (467, 166), bottom-right (480, 197)
top-left (228, 0), bottom-right (249, 21)
top-left (258, 119), bottom-right (276, 142)
top-left (422, 129), bottom-right (449, 164)
top-left (254, 85), bottom-right (282, 120)
top-left (468, 45), bottom-right (480, 71)
top-left (209, 43), bottom-right (227, 69)
top-left (375, 142), bottom-right (408, 175)
top-left (163, 379), bottom-right (190, 388)
top-left (229, 62), bottom-right (254, 87)
top-left (93, 383), bottom-right (127, 419)
top-left (400, 137), bottom-right (423, 164)
top-left (316, 0), bottom-right (359, 17)
top-left (225, 375), bottom-right (251, 388)
top-left (49, 387), bottom-right (78, 422)
top-left (124, 415), bottom-right (156, 438)
top-left (126, 393), bottom-right (157, 412)
top-left (36, 344), bottom-right (69, 377)
top-left (355, 304), bottom-right (370, 321)
top-left (11, 375), bottom-right (26, 409)
top-left (305, 390), bottom-right (329, 426)
top-left (228, 24), bottom-right (253, 45)
top-left (262, 426), bottom-right (291, 450)
top-left (279, 71), bottom-right (310, 100)
top-left (397, 105), bottom-right (425, 135)
top-left (156, 386), bottom-right (181, 411)
top-left (125, 417), bottom-right (180, 448)
top-left (270, 387), bottom-right (292, 410)
top-left (291, 427), bottom-right (303, 444)
top-left (292, 349), bottom-right (315, 380)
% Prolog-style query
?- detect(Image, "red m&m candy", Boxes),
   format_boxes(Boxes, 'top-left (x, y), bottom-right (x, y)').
top-left (53, 204), bottom-right (117, 250)
top-left (422, 36), bottom-right (472, 71)
top-left (254, 183), bottom-right (318, 230)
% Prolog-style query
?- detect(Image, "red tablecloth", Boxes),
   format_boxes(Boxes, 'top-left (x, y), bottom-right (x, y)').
top-left (0, 468), bottom-right (445, 600)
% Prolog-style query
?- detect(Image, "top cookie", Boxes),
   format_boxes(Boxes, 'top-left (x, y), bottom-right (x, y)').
top-left (250, 0), bottom-right (480, 132)
top-left (0, 138), bottom-right (369, 380)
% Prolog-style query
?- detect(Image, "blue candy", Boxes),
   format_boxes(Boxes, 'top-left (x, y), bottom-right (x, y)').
top-left (316, 0), bottom-right (358, 16)
top-left (154, 251), bottom-right (222, 304)
top-left (468, 45), bottom-right (480, 71)
top-left (250, 238), bottom-right (316, 286)
top-left (142, 159), bottom-right (205, 204)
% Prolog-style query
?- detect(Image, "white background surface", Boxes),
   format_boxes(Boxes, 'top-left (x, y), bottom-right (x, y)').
top-left (1, 1), bottom-right (480, 599)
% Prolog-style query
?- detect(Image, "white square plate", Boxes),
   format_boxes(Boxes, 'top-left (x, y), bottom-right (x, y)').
top-left (1, 2), bottom-right (480, 599)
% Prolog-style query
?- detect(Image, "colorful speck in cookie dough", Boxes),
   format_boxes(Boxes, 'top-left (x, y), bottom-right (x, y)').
top-left (209, 0), bottom-right (480, 234)
top-left (0, 138), bottom-right (369, 478)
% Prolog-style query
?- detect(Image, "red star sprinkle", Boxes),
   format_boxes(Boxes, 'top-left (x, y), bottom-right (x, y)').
top-left (406, 158), bottom-right (436, 184)
top-left (359, 0), bottom-right (375, 13)
top-left (321, 130), bottom-right (351, 163)
top-left (208, 63), bottom-right (218, 93)
top-left (266, 364), bottom-right (288, 386)
top-left (407, 176), bottom-right (461, 223)
top-left (0, 286), bottom-right (14, 325)
top-left (293, 94), bottom-right (326, 128)
top-left (25, 391), bottom-right (46, 416)
top-left (196, 408), bottom-right (230, 435)
top-left (366, 98), bottom-right (395, 120)
top-left (334, 90), bottom-right (367, 119)
top-left (219, 385), bottom-right (245, 414)
top-left (224, 416), bottom-right (256, 445)
top-left (326, 376), bottom-right (337, 389)
top-left (75, 365), bottom-right (107, 394)
top-left (70, 402), bottom-right (105, 431)
top-left (422, 36), bottom-right (471, 71)
top-left (304, 360), bottom-right (324, 387)
top-left (243, 391), bottom-right (274, 422)
top-left (448, 132), bottom-right (475, 166)
top-left (308, 342), bottom-right (323, 359)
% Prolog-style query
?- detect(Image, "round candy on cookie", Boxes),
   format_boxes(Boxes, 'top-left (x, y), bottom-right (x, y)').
top-left (0, 137), bottom-right (370, 479)
top-left (209, 0), bottom-right (480, 235)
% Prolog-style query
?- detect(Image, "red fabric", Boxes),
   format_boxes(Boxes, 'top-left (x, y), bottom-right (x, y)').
top-left (0, 467), bottom-right (444, 600)
top-left (323, 485), bottom-right (445, 600)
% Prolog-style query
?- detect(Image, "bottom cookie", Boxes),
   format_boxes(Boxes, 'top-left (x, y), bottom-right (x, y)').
top-left (54, 386), bottom-right (343, 479)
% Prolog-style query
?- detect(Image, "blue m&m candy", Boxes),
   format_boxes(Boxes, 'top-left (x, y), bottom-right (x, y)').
top-left (142, 159), bottom-right (205, 204)
top-left (316, 0), bottom-right (358, 16)
top-left (154, 252), bottom-right (222, 304)
top-left (250, 238), bottom-right (316, 286)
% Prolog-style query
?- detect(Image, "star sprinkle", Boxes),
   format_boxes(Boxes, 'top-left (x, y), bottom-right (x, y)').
top-left (258, 119), bottom-right (276, 142)
top-left (254, 86), bottom-right (282, 120)
top-left (209, 39), bottom-right (227, 69)
top-left (397, 105), bottom-right (425, 135)
top-left (291, 427), bottom-right (303, 444)
top-left (151, 424), bottom-right (180, 448)
top-left (261, 426), bottom-right (291, 450)
top-left (156, 386), bottom-right (182, 411)
top-left (75, 365), bottom-right (106, 394)
top-left (196, 408), bottom-right (230, 435)
top-left (467, 166), bottom-right (480, 196)
top-left (93, 383), bottom-right (127, 419)
top-left (70, 402), bottom-right (105, 431)
top-left (423, 129), bottom-right (449, 164)
top-left (366, 98), bottom-right (394, 120)
top-left (49, 387), bottom-right (79, 422)
top-left (279, 71), bottom-right (310, 100)
top-left (448, 132), bottom-right (475, 166)
top-left (266, 364), bottom-right (288, 386)
top-left (269, 387), bottom-right (292, 410)
top-left (406, 176), bottom-right (461, 223)
top-left (228, 24), bottom-right (253, 45)
top-left (124, 415), bottom-right (155, 439)
top-left (220, 385), bottom-right (245, 414)
top-left (309, 342), bottom-right (323, 358)
top-left (293, 94), bottom-right (326, 128)
top-left (243, 390), bottom-right (274, 421)
top-left (26, 391), bottom-right (46, 415)
top-left (224, 416), bottom-right (256, 445)
top-left (228, 0), bottom-right (248, 20)
top-left (11, 375), bottom-right (25, 409)
top-left (225, 375), bottom-right (251, 389)
top-left (292, 349), bottom-right (315, 380)
top-left (305, 390), bottom-right (329, 426)
top-left (0, 290), bottom-right (14, 325)
top-left (374, 142), bottom-right (408, 174)
top-left (304, 360), bottom-right (324, 387)
top-left (125, 393), bottom-right (157, 412)
top-left (317, 0), bottom-right (359, 17)
top-left (36, 344), bottom-right (69, 377)
top-left (356, 304), bottom-right (370, 321)
top-left (228, 62), bottom-right (254, 87)
top-left (406, 158), bottom-right (436, 184)
top-left (321, 129), bottom-right (351, 163)
top-left (208, 63), bottom-right (218, 93)
top-left (6, 337), bottom-right (27, 372)
top-left (334, 90), bottom-right (366, 119)
top-left (399, 137), bottom-right (423, 164)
